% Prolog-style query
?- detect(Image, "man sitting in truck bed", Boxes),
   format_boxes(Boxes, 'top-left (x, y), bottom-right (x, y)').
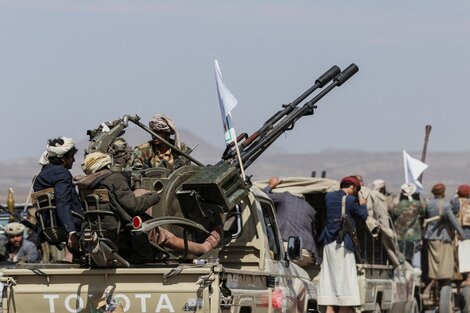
top-left (75, 152), bottom-right (221, 266)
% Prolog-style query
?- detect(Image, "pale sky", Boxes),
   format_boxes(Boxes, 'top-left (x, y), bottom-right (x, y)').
top-left (1, 0), bottom-right (469, 162)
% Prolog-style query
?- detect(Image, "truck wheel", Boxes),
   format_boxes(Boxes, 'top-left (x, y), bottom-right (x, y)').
top-left (461, 285), bottom-right (470, 313)
top-left (409, 298), bottom-right (419, 313)
top-left (373, 303), bottom-right (382, 313)
top-left (439, 285), bottom-right (453, 313)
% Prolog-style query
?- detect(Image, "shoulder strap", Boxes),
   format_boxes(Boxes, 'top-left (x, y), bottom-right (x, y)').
top-left (438, 199), bottom-right (444, 216)
top-left (341, 195), bottom-right (347, 215)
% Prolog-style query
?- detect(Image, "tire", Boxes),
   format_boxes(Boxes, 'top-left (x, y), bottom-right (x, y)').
top-left (409, 298), bottom-right (419, 313)
top-left (373, 302), bottom-right (382, 313)
top-left (461, 285), bottom-right (470, 313)
top-left (439, 285), bottom-right (453, 313)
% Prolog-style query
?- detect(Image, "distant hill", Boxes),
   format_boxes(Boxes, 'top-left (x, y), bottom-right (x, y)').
top-left (1, 128), bottom-right (470, 203)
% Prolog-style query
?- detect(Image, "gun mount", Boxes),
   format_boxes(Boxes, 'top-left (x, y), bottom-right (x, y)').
top-left (84, 64), bottom-right (359, 256)
top-left (178, 64), bottom-right (359, 215)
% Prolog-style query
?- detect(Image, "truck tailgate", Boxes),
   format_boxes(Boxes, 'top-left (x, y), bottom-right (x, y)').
top-left (1, 266), bottom-right (214, 313)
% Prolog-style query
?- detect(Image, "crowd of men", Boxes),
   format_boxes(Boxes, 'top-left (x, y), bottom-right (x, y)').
top-left (0, 114), bottom-right (219, 265)
top-left (1, 113), bottom-right (469, 311)
top-left (261, 175), bottom-right (470, 313)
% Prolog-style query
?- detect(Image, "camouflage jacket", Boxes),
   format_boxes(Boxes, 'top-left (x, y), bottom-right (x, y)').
top-left (128, 140), bottom-right (190, 171)
top-left (392, 198), bottom-right (424, 242)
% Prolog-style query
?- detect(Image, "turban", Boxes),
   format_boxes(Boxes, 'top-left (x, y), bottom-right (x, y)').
top-left (82, 152), bottom-right (112, 175)
top-left (458, 184), bottom-right (470, 198)
top-left (431, 183), bottom-right (446, 197)
top-left (401, 183), bottom-right (417, 200)
top-left (5, 222), bottom-right (25, 236)
top-left (149, 114), bottom-right (175, 133)
top-left (38, 137), bottom-right (76, 165)
top-left (340, 176), bottom-right (362, 191)
top-left (372, 179), bottom-right (385, 191)
top-left (149, 114), bottom-right (181, 149)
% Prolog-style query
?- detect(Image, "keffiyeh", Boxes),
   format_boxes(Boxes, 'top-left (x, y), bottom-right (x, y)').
top-left (81, 152), bottom-right (112, 175)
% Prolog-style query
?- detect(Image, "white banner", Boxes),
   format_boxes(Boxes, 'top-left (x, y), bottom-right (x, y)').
top-left (214, 59), bottom-right (238, 144)
top-left (403, 150), bottom-right (428, 190)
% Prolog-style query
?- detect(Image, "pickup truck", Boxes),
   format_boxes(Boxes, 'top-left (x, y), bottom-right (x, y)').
top-left (0, 186), bottom-right (318, 313)
top-left (256, 177), bottom-right (422, 313)
top-left (0, 63), bottom-right (359, 313)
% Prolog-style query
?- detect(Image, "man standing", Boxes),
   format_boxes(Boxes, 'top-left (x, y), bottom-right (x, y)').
top-left (424, 183), bottom-right (464, 290)
top-left (392, 183), bottom-right (424, 268)
top-left (34, 137), bottom-right (84, 262)
top-left (262, 177), bottom-right (318, 266)
top-left (454, 185), bottom-right (470, 288)
top-left (128, 114), bottom-right (189, 171)
top-left (2, 222), bottom-right (39, 263)
top-left (318, 176), bottom-right (368, 313)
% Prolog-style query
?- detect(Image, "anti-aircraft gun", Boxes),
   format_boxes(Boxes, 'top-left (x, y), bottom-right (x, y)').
top-left (132, 63), bottom-right (360, 258)
top-left (82, 64), bottom-right (358, 260)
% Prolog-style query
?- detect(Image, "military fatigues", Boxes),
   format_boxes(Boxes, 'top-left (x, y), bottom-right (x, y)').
top-left (392, 198), bottom-right (424, 267)
top-left (128, 140), bottom-right (189, 171)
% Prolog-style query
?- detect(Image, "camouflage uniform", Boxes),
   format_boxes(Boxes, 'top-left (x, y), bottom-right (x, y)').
top-left (392, 198), bottom-right (424, 242)
top-left (128, 140), bottom-right (189, 171)
top-left (392, 198), bottom-right (424, 267)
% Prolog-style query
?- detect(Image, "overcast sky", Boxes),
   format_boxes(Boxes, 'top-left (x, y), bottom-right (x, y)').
top-left (1, 0), bottom-right (469, 162)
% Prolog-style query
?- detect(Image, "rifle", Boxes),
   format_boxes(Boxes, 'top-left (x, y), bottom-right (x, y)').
top-left (336, 214), bottom-right (364, 264)
top-left (0, 206), bottom-right (38, 233)
top-left (221, 64), bottom-right (359, 169)
top-left (174, 143), bottom-right (198, 169)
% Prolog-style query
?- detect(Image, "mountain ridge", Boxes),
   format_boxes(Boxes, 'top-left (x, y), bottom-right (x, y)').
top-left (1, 129), bottom-right (469, 202)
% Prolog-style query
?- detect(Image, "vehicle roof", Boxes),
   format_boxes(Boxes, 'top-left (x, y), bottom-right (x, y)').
top-left (254, 177), bottom-right (340, 195)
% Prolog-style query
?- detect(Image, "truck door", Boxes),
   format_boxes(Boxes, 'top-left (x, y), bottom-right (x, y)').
top-left (259, 200), bottom-right (308, 313)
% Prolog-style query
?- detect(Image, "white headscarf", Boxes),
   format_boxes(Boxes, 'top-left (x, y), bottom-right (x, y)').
top-left (401, 183), bottom-right (417, 201)
top-left (38, 137), bottom-right (76, 165)
top-left (372, 179), bottom-right (385, 191)
top-left (81, 152), bottom-right (112, 175)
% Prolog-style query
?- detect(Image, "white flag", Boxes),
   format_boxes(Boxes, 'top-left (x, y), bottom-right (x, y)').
top-left (215, 59), bottom-right (238, 144)
top-left (403, 150), bottom-right (428, 190)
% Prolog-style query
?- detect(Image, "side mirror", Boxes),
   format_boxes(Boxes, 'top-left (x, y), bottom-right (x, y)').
top-left (287, 236), bottom-right (302, 260)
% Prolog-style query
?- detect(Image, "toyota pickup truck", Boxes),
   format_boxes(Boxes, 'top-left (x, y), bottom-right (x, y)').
top-left (0, 186), bottom-right (318, 313)
top-left (0, 63), bottom-right (359, 313)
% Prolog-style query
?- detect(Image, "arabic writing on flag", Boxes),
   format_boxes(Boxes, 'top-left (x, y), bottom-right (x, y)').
top-left (214, 59), bottom-right (238, 144)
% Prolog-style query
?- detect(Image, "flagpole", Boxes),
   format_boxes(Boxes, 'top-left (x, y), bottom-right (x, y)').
top-left (232, 130), bottom-right (246, 180)
top-left (226, 116), bottom-right (246, 180)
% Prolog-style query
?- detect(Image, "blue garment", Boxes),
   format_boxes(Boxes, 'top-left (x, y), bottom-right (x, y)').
top-left (6, 239), bottom-right (40, 262)
top-left (424, 197), bottom-right (463, 242)
top-left (319, 190), bottom-right (368, 253)
top-left (33, 164), bottom-right (83, 233)
top-left (262, 186), bottom-right (318, 258)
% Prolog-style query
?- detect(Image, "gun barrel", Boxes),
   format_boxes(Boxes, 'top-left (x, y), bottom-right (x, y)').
top-left (222, 66), bottom-right (341, 161)
top-left (334, 63), bottom-right (359, 86)
top-left (236, 65), bottom-right (359, 169)
top-left (132, 119), bottom-right (204, 167)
